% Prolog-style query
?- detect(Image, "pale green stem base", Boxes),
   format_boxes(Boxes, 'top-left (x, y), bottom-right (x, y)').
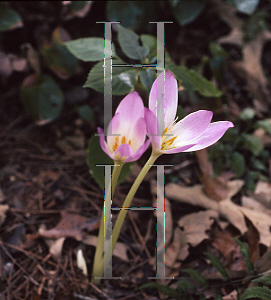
top-left (92, 151), bottom-right (160, 284)
top-left (91, 162), bottom-right (123, 284)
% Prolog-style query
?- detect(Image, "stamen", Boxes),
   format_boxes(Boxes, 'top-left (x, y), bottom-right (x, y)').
top-left (128, 140), bottom-right (131, 145)
top-left (165, 136), bottom-right (177, 146)
top-left (113, 142), bottom-right (118, 152)
top-left (121, 136), bottom-right (126, 144)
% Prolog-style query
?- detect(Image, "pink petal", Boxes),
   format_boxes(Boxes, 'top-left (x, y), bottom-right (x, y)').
top-left (173, 110), bottom-right (213, 144)
top-left (128, 117), bottom-right (147, 152)
top-left (149, 70), bottom-right (178, 129)
top-left (106, 113), bottom-right (121, 150)
top-left (113, 144), bottom-right (133, 160)
top-left (116, 91), bottom-right (144, 123)
top-left (124, 140), bottom-right (151, 163)
top-left (97, 127), bottom-right (114, 160)
top-left (162, 143), bottom-right (196, 154)
top-left (144, 108), bottom-right (161, 151)
top-left (182, 121), bottom-right (234, 152)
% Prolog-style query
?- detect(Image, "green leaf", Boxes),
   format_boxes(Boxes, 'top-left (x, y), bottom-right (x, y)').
top-left (42, 43), bottom-right (78, 79)
top-left (136, 282), bottom-right (181, 299)
top-left (240, 108), bottom-right (256, 120)
top-left (241, 286), bottom-right (271, 300)
top-left (106, 1), bottom-right (159, 30)
top-left (77, 105), bottom-right (94, 122)
top-left (177, 280), bottom-right (196, 294)
top-left (84, 59), bottom-right (138, 95)
top-left (229, 151), bottom-right (246, 178)
top-left (86, 134), bottom-right (134, 190)
top-left (167, 62), bottom-right (222, 97)
top-left (65, 38), bottom-right (116, 61)
top-left (204, 252), bottom-right (229, 281)
top-left (169, 0), bottom-right (206, 26)
top-left (69, 1), bottom-right (89, 11)
top-left (0, 3), bottom-right (23, 31)
top-left (233, 239), bottom-right (254, 273)
top-left (243, 134), bottom-right (264, 156)
top-left (117, 24), bottom-right (149, 60)
top-left (140, 34), bottom-right (172, 63)
top-left (252, 274), bottom-right (271, 285)
top-left (233, 0), bottom-right (259, 15)
top-left (139, 69), bottom-right (156, 92)
top-left (140, 34), bottom-right (157, 59)
top-left (257, 119), bottom-right (271, 135)
top-left (182, 269), bottom-right (208, 288)
top-left (20, 74), bottom-right (64, 124)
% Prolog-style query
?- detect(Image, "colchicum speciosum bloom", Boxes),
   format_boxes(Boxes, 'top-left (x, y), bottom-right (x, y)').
top-left (98, 91), bottom-right (150, 163)
top-left (144, 70), bottom-right (234, 155)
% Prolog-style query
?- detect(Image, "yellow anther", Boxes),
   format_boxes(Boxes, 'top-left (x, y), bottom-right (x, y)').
top-left (128, 140), bottom-right (131, 145)
top-left (121, 136), bottom-right (126, 144)
top-left (113, 142), bottom-right (118, 152)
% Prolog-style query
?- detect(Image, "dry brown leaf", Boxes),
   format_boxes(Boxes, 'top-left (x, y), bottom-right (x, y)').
top-left (213, 0), bottom-right (271, 108)
top-left (239, 206), bottom-right (271, 247)
top-left (212, 231), bottom-right (245, 270)
top-left (165, 180), bottom-right (247, 233)
top-left (39, 211), bottom-right (100, 240)
top-left (165, 227), bottom-right (182, 268)
top-left (223, 290), bottom-right (238, 300)
top-left (0, 204), bottom-right (9, 227)
top-left (177, 210), bottom-right (219, 261)
top-left (196, 149), bottom-right (233, 201)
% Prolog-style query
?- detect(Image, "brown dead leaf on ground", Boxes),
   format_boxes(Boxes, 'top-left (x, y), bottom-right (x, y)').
top-left (211, 230), bottom-right (246, 270)
top-left (212, 0), bottom-right (271, 110)
top-left (196, 149), bottom-right (234, 201)
top-left (39, 211), bottom-right (100, 240)
top-left (177, 210), bottom-right (219, 261)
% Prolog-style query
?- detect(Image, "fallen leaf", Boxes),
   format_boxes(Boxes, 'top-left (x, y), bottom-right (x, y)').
top-left (212, 230), bottom-right (245, 270)
top-left (177, 210), bottom-right (219, 261)
top-left (39, 211), bottom-right (100, 241)
top-left (212, 0), bottom-right (271, 108)
top-left (0, 204), bottom-right (9, 227)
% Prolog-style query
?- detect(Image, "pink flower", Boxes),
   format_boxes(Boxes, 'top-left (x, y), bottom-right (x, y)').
top-left (145, 70), bottom-right (234, 155)
top-left (98, 92), bottom-right (150, 163)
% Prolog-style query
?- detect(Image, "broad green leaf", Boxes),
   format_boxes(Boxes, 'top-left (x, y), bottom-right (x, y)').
top-left (229, 152), bottom-right (246, 178)
top-left (86, 134), bottom-right (134, 190)
top-left (204, 252), bottom-right (229, 281)
top-left (65, 38), bottom-right (115, 61)
top-left (140, 34), bottom-right (172, 62)
top-left (233, 0), bottom-right (259, 15)
top-left (243, 134), bottom-right (263, 156)
top-left (20, 74), bottom-right (63, 124)
top-left (106, 1), bottom-right (159, 30)
top-left (241, 286), bottom-right (271, 300)
top-left (169, 0), bottom-right (206, 26)
top-left (77, 105), bottom-right (94, 122)
top-left (139, 69), bottom-right (156, 92)
top-left (240, 108), bottom-right (255, 120)
top-left (167, 62), bottom-right (222, 97)
top-left (42, 28), bottom-right (78, 79)
top-left (69, 1), bottom-right (89, 11)
top-left (257, 119), bottom-right (271, 135)
top-left (117, 24), bottom-right (149, 60)
top-left (0, 3), bottom-right (23, 31)
top-left (84, 59), bottom-right (138, 95)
